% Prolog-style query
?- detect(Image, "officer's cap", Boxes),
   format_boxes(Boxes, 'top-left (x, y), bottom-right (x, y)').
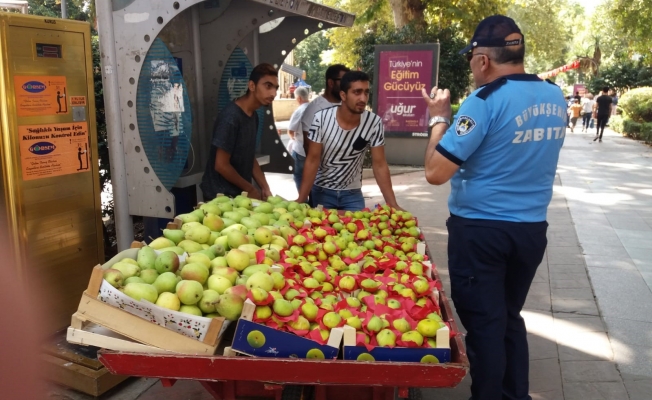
top-left (459, 15), bottom-right (524, 55)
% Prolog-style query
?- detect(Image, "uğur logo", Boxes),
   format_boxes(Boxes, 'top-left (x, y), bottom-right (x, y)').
top-left (29, 142), bottom-right (56, 155)
top-left (22, 81), bottom-right (47, 93)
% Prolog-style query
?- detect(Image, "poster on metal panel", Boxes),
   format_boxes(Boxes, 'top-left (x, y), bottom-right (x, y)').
top-left (373, 45), bottom-right (439, 138)
top-left (13, 75), bottom-right (69, 117)
top-left (18, 122), bottom-right (89, 181)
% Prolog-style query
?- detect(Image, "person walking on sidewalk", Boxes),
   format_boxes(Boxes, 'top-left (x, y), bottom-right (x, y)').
top-left (296, 71), bottom-right (402, 211)
top-left (287, 86), bottom-right (311, 192)
top-left (581, 93), bottom-right (594, 132)
top-left (420, 15), bottom-right (566, 400)
top-left (569, 98), bottom-right (582, 133)
top-left (594, 87), bottom-right (613, 142)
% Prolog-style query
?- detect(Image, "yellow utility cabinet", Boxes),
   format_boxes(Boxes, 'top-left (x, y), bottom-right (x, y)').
top-left (0, 13), bottom-right (103, 332)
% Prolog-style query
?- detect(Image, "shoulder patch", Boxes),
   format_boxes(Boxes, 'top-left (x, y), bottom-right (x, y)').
top-left (455, 116), bottom-right (476, 136)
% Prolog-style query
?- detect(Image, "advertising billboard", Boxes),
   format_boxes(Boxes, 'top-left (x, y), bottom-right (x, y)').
top-left (373, 44), bottom-right (439, 138)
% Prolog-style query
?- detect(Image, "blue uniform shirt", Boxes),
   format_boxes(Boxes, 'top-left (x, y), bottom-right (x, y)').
top-left (437, 74), bottom-right (566, 223)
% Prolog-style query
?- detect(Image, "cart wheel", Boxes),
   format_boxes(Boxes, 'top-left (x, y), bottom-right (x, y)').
top-left (281, 385), bottom-right (313, 400)
top-left (396, 388), bottom-right (423, 400)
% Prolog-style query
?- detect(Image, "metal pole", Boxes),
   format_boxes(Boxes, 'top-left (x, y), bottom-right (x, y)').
top-left (95, 0), bottom-right (134, 251)
top-left (192, 6), bottom-right (207, 170)
top-left (253, 29), bottom-right (259, 66)
top-left (61, 0), bottom-right (67, 18)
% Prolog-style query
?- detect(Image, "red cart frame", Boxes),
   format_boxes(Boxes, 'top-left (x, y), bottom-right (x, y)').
top-left (98, 243), bottom-right (468, 400)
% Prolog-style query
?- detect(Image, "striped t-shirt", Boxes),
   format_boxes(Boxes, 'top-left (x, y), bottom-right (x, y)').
top-left (308, 107), bottom-right (385, 190)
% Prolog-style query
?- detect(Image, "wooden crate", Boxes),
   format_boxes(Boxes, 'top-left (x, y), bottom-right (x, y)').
top-left (43, 330), bottom-right (129, 397)
top-left (72, 243), bottom-right (226, 355)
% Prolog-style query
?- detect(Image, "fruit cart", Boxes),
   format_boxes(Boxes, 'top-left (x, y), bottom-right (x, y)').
top-left (96, 245), bottom-right (468, 400)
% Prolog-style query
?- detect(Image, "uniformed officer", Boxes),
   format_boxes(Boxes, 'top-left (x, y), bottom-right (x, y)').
top-left (420, 15), bottom-right (566, 400)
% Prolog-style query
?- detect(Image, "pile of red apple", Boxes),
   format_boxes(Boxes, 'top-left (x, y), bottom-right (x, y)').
top-left (244, 205), bottom-right (450, 350)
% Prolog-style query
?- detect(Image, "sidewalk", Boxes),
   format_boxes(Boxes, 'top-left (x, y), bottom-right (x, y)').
top-left (47, 127), bottom-right (652, 399)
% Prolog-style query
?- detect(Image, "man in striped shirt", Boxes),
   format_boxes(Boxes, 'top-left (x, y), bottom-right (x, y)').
top-left (296, 71), bottom-right (402, 211)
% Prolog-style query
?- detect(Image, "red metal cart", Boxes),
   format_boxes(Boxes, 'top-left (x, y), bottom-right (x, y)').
top-left (98, 289), bottom-right (467, 400)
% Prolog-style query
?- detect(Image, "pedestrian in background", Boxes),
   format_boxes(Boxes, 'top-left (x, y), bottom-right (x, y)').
top-left (581, 93), bottom-right (594, 132)
top-left (594, 87), bottom-right (613, 142)
top-left (421, 15), bottom-right (566, 400)
top-left (569, 98), bottom-right (582, 133)
top-left (287, 86), bottom-right (311, 192)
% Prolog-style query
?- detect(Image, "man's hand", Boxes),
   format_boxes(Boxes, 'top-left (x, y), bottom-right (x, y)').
top-left (261, 187), bottom-right (273, 200)
top-left (388, 203), bottom-right (405, 212)
top-left (421, 87), bottom-right (452, 121)
top-left (249, 187), bottom-right (262, 200)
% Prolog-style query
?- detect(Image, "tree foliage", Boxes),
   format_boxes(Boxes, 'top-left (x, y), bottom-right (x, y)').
top-left (608, 0), bottom-right (652, 58)
top-left (586, 61), bottom-right (652, 94)
top-left (294, 31), bottom-right (330, 94)
top-left (27, 0), bottom-right (88, 20)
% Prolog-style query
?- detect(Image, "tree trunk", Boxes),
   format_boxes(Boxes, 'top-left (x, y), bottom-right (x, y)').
top-left (388, 0), bottom-right (426, 29)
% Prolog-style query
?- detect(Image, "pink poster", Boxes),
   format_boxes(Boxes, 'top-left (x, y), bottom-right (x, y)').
top-left (375, 46), bottom-right (438, 138)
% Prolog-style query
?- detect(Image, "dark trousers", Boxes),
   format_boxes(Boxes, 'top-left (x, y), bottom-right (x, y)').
top-left (581, 113), bottom-right (592, 130)
top-left (447, 215), bottom-right (548, 400)
top-left (596, 114), bottom-right (609, 139)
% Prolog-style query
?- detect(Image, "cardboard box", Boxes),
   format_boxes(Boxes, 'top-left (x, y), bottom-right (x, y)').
top-left (230, 299), bottom-right (343, 359)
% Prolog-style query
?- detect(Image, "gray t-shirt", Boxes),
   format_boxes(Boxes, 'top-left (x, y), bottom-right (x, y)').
top-left (201, 101), bottom-right (258, 199)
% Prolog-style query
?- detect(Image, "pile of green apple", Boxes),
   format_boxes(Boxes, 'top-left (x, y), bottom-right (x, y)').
top-left (101, 194), bottom-right (312, 321)
top-left (101, 194), bottom-right (449, 350)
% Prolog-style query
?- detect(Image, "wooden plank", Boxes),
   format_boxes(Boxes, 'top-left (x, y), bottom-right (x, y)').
top-left (223, 347), bottom-right (237, 357)
top-left (327, 327), bottom-right (343, 348)
top-left (70, 312), bottom-right (88, 330)
top-left (84, 265), bottom-right (104, 297)
top-left (41, 353), bottom-right (128, 397)
top-left (202, 317), bottom-right (223, 345)
top-left (42, 340), bottom-right (103, 370)
top-left (342, 325), bottom-right (356, 346)
top-left (436, 326), bottom-right (450, 349)
top-left (67, 326), bottom-right (173, 354)
top-left (76, 293), bottom-right (219, 354)
top-left (240, 299), bottom-right (256, 321)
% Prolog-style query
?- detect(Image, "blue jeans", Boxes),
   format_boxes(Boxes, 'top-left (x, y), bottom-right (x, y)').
top-left (291, 151), bottom-right (305, 192)
top-left (311, 186), bottom-right (365, 211)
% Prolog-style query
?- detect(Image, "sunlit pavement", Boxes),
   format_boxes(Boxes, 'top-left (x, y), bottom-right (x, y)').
top-left (58, 127), bottom-right (652, 399)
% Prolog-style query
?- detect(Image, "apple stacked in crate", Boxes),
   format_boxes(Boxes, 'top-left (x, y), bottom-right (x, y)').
top-left (164, 198), bottom-right (452, 363)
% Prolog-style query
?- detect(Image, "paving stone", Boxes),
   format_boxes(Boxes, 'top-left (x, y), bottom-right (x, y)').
top-left (611, 341), bottom-right (652, 377)
top-left (556, 331), bottom-right (614, 361)
top-left (624, 379), bottom-right (652, 400)
top-left (588, 267), bottom-right (652, 322)
top-left (546, 246), bottom-right (583, 255)
top-left (560, 360), bottom-right (622, 382)
top-left (580, 243), bottom-right (631, 258)
top-left (547, 253), bottom-right (585, 265)
top-left (529, 358), bottom-right (563, 393)
top-left (551, 287), bottom-right (595, 300)
top-left (553, 315), bottom-right (606, 333)
top-left (609, 217), bottom-right (652, 231)
top-left (603, 317), bottom-right (652, 349)
top-left (548, 264), bottom-right (590, 275)
top-left (551, 299), bottom-right (599, 316)
top-left (549, 278), bottom-right (591, 289)
top-left (626, 246), bottom-right (652, 264)
top-left (530, 389), bottom-right (564, 400)
top-left (583, 254), bottom-right (638, 270)
top-left (563, 382), bottom-right (629, 400)
top-left (528, 333), bottom-right (559, 361)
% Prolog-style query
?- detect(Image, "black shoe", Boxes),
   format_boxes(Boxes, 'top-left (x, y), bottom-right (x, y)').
top-left (599, 139), bottom-right (602, 142)
top-left (593, 136), bottom-right (598, 141)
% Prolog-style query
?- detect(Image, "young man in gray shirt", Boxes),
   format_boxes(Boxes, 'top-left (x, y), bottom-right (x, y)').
top-left (201, 64), bottom-right (278, 200)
